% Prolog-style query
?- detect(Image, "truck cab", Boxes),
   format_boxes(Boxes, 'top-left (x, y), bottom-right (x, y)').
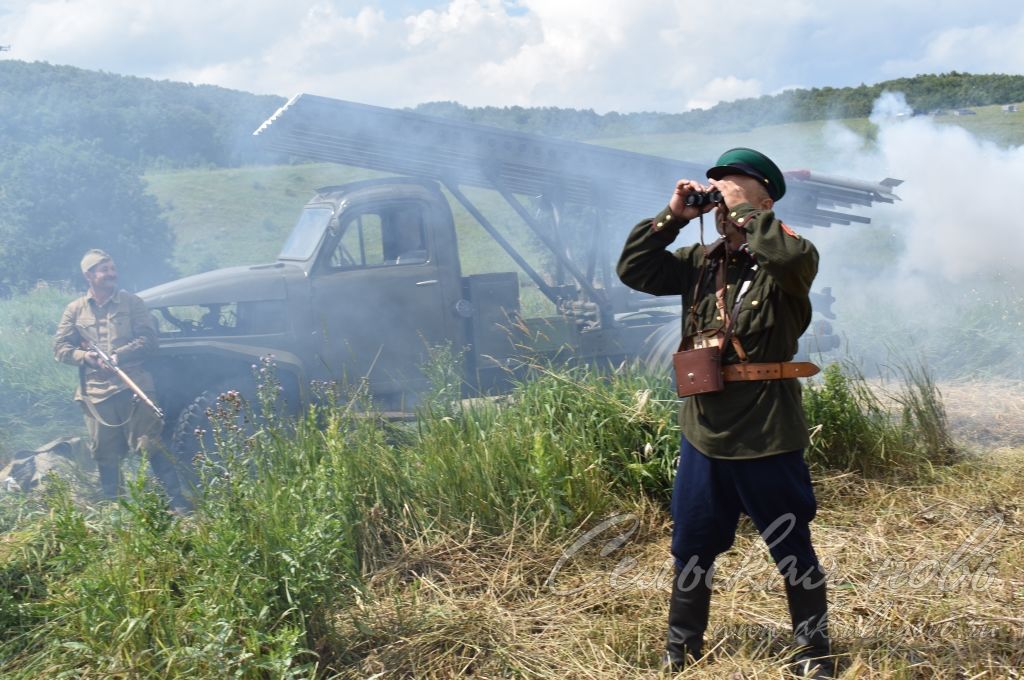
top-left (296, 178), bottom-right (466, 397)
top-left (142, 177), bottom-right (529, 455)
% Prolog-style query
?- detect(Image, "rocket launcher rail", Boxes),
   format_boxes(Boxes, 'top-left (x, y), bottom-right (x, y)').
top-left (254, 94), bottom-right (901, 229)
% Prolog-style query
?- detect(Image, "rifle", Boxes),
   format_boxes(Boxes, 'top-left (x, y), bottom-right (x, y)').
top-left (87, 342), bottom-right (164, 420)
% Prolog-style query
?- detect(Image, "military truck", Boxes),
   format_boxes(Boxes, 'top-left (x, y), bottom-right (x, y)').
top-left (139, 95), bottom-right (900, 458)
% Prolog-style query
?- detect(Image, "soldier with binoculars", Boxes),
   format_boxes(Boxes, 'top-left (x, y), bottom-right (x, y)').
top-left (617, 148), bottom-right (834, 678)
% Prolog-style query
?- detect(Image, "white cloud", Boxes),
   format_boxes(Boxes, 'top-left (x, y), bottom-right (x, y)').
top-left (685, 76), bottom-right (764, 111)
top-left (1, 0), bottom-right (308, 72)
top-left (2, 0), bottom-right (1024, 111)
top-left (884, 17), bottom-right (1024, 76)
top-left (406, 0), bottom-right (509, 47)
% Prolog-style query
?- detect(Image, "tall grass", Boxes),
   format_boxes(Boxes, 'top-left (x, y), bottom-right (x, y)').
top-left (803, 361), bottom-right (959, 475)
top-left (411, 361), bottom-right (680, 533)
top-left (0, 286), bottom-right (80, 460)
top-left (0, 358), bottom-right (958, 677)
top-left (0, 360), bottom-right (681, 677)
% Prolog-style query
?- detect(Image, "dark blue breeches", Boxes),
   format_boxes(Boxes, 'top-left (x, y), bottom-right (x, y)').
top-left (671, 436), bottom-right (821, 583)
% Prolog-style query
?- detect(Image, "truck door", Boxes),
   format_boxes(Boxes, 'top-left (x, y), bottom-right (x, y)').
top-left (309, 200), bottom-right (449, 399)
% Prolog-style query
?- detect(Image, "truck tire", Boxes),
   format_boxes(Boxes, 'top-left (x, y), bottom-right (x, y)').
top-left (170, 385), bottom-right (261, 463)
top-left (170, 389), bottom-right (221, 466)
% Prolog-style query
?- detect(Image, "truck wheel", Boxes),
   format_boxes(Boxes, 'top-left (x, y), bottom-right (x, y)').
top-left (170, 386), bottom-right (261, 466)
top-left (170, 389), bottom-right (221, 467)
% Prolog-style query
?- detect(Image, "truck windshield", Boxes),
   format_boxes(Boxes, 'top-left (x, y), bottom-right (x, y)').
top-left (278, 207), bottom-right (333, 260)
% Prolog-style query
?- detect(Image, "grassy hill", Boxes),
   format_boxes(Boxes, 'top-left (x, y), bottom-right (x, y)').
top-left (598, 104), bottom-right (1024, 166)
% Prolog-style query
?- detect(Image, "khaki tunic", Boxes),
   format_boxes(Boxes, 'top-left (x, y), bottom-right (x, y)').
top-left (53, 289), bottom-right (158, 402)
top-left (617, 202), bottom-right (818, 459)
top-left (53, 290), bottom-right (161, 464)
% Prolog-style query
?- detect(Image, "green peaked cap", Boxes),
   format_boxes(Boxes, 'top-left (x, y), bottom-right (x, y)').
top-left (705, 147), bottom-right (786, 201)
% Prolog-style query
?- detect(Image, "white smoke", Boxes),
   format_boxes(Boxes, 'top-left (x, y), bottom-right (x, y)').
top-left (870, 91), bottom-right (915, 122)
top-left (814, 92), bottom-right (1024, 282)
top-left (877, 116), bottom-right (1024, 281)
top-left (810, 93), bottom-right (1024, 376)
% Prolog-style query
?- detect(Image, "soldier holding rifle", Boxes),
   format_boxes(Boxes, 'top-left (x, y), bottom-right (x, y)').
top-left (54, 249), bottom-right (187, 509)
top-left (617, 149), bottom-right (833, 678)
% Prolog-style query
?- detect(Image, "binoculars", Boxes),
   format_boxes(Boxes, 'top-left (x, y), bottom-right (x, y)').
top-left (684, 190), bottom-right (723, 207)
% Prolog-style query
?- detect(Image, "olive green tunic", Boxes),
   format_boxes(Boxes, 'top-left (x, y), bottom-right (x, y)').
top-left (617, 202), bottom-right (819, 459)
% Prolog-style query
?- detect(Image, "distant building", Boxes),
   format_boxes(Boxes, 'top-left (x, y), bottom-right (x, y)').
top-left (1002, 104), bottom-right (1019, 113)
top-left (952, 108), bottom-right (977, 116)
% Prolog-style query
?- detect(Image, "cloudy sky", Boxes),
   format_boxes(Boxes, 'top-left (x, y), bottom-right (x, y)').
top-left (2, 0), bottom-right (1024, 112)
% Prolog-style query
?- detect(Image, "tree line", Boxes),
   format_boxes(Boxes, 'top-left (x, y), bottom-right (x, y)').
top-left (0, 60), bottom-right (285, 169)
top-left (416, 72), bottom-right (1024, 137)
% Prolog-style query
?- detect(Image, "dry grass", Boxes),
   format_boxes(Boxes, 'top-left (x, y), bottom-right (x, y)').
top-left (331, 450), bottom-right (1024, 679)
top-left (938, 379), bottom-right (1024, 449)
top-left (862, 376), bottom-right (1024, 450)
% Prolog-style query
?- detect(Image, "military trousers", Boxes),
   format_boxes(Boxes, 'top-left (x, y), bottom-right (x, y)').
top-left (80, 389), bottom-right (185, 503)
top-left (671, 436), bottom-right (821, 587)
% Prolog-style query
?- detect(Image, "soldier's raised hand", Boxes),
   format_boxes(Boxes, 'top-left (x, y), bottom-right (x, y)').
top-left (669, 179), bottom-right (716, 221)
top-left (708, 175), bottom-right (773, 210)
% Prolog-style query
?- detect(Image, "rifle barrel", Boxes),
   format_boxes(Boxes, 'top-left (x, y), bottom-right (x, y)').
top-left (88, 344), bottom-right (164, 419)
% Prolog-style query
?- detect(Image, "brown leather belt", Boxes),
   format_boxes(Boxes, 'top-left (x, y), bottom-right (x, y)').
top-left (722, 361), bottom-right (820, 381)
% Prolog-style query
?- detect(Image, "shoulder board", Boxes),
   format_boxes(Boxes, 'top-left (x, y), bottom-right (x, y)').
top-left (780, 222), bottom-right (800, 239)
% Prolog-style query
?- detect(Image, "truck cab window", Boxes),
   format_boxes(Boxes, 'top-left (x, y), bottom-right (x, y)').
top-left (332, 213), bottom-right (384, 267)
top-left (328, 205), bottom-right (428, 269)
top-left (383, 206), bottom-right (427, 265)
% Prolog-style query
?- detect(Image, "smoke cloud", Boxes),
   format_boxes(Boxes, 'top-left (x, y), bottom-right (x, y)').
top-left (817, 92), bottom-right (1024, 282)
top-left (808, 93), bottom-right (1024, 377)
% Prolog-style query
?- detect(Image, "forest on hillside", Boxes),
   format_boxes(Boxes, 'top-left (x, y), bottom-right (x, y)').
top-left (0, 60), bottom-right (285, 168)
top-left (0, 62), bottom-right (285, 288)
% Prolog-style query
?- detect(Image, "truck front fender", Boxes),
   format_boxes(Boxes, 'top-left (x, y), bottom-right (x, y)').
top-left (148, 340), bottom-right (309, 423)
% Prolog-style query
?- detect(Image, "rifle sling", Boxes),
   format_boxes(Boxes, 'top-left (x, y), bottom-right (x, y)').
top-left (78, 364), bottom-right (136, 428)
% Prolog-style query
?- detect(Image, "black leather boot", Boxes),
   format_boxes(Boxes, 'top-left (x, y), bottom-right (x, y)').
top-left (662, 567), bottom-right (711, 672)
top-left (784, 569), bottom-right (835, 679)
